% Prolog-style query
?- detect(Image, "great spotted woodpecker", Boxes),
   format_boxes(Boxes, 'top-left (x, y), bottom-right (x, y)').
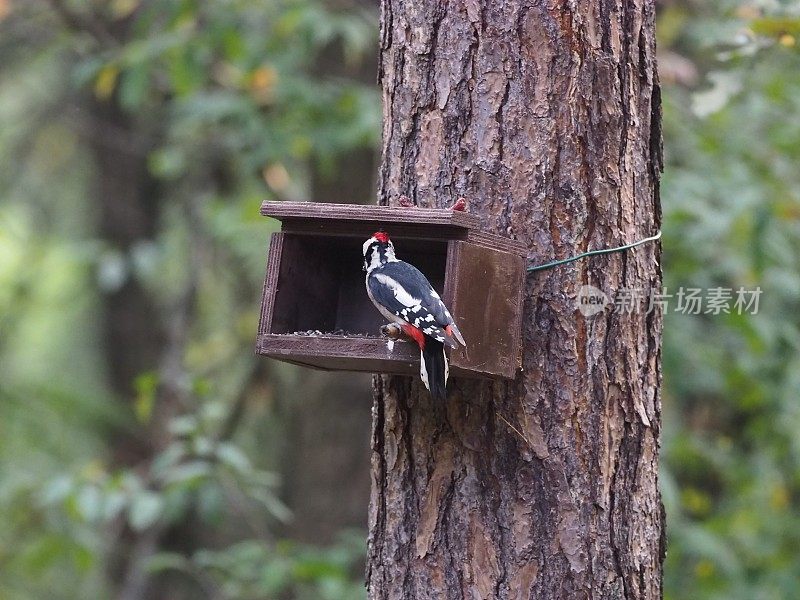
top-left (363, 231), bottom-right (466, 400)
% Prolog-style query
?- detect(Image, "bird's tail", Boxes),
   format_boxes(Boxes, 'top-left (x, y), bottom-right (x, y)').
top-left (419, 336), bottom-right (448, 401)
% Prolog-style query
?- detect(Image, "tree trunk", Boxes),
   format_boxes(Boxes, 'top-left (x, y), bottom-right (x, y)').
top-left (368, 0), bottom-right (663, 598)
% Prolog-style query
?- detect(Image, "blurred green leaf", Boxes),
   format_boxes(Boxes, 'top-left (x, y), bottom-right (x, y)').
top-left (144, 551), bottom-right (190, 574)
top-left (134, 372), bottom-right (158, 423)
top-left (162, 461), bottom-right (212, 487)
top-left (128, 491), bottom-right (164, 531)
top-left (76, 486), bottom-right (104, 523)
top-left (216, 442), bottom-right (251, 473)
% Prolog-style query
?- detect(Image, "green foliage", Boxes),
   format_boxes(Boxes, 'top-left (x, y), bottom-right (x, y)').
top-left (111, 0), bottom-right (379, 186)
top-left (33, 401), bottom-right (289, 530)
top-left (147, 532), bottom-right (366, 599)
top-left (659, 1), bottom-right (800, 598)
top-left (0, 0), bottom-right (375, 597)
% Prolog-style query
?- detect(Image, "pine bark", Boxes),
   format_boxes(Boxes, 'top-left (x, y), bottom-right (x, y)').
top-left (368, 1), bottom-right (664, 598)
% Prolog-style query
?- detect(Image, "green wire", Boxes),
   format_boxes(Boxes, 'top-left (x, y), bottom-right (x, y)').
top-left (527, 230), bottom-right (662, 273)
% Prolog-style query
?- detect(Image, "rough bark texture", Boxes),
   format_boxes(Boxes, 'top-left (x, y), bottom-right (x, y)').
top-left (368, 0), bottom-right (663, 598)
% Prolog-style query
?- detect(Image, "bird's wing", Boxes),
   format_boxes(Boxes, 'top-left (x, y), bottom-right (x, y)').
top-left (368, 261), bottom-right (465, 347)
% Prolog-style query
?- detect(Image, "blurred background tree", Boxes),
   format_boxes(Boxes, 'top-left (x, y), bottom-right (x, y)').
top-left (0, 0), bottom-right (798, 599)
top-left (0, 1), bottom-right (378, 598)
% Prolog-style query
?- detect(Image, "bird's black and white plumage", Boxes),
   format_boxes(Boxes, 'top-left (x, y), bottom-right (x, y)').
top-left (363, 231), bottom-right (465, 400)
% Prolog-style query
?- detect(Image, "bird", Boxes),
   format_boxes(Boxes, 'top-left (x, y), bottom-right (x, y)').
top-left (363, 231), bottom-right (466, 399)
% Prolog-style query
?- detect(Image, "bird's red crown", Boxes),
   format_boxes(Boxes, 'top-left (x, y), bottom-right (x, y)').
top-left (373, 231), bottom-right (390, 244)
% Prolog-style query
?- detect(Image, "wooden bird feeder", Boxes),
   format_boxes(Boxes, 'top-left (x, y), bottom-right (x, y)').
top-left (255, 201), bottom-right (527, 379)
